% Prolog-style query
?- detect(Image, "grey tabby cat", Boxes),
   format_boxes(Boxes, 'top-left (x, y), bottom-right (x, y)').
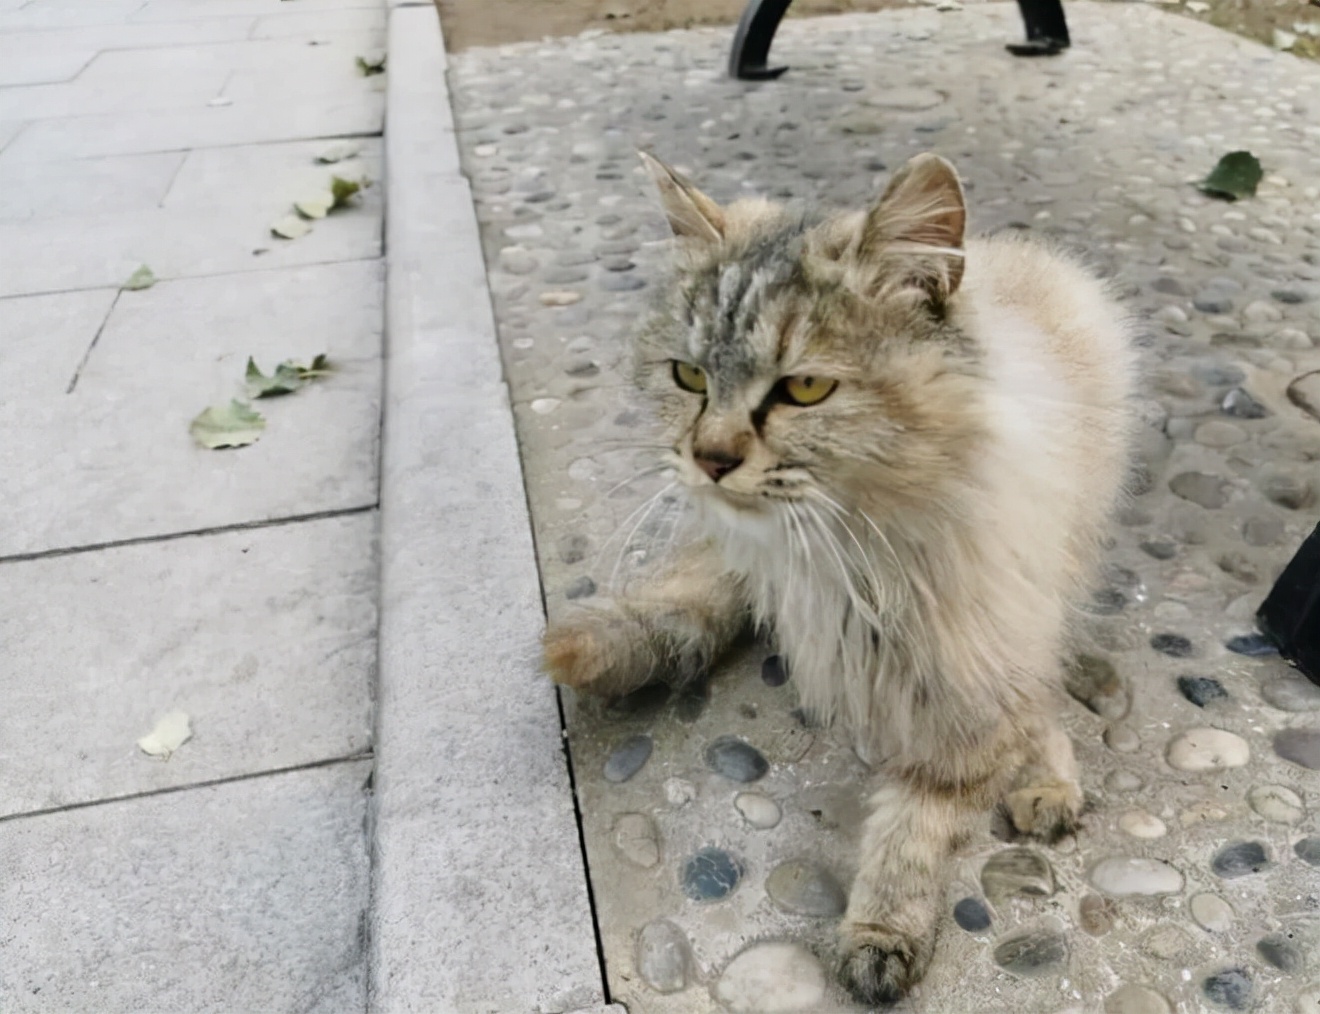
top-left (544, 150), bottom-right (1136, 1004)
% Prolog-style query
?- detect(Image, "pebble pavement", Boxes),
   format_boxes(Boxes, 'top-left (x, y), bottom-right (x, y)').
top-left (450, 4), bottom-right (1320, 1010)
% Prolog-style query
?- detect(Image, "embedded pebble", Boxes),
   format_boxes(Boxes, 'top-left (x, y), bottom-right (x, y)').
top-left (1294, 836), bottom-right (1320, 866)
top-left (1275, 727), bottom-right (1320, 770)
top-left (1143, 923), bottom-right (1193, 960)
top-left (1194, 420), bottom-right (1246, 447)
top-left (664, 777), bottom-right (696, 806)
top-left (765, 860), bottom-right (846, 917)
top-left (705, 736), bottom-right (769, 782)
top-left (734, 792), bottom-right (781, 829)
top-left (981, 847), bottom-right (1055, 899)
top-left (1105, 725), bottom-right (1141, 753)
top-left (1079, 893), bottom-right (1116, 936)
top-left (1226, 632), bottom-right (1277, 656)
top-left (1211, 840), bottom-right (1270, 878)
top-left (604, 734), bottom-right (653, 783)
top-left (1105, 770), bottom-right (1144, 792)
top-left (498, 247), bottom-right (538, 274)
top-left (1088, 856), bottom-right (1184, 896)
top-left (761, 654), bottom-right (788, 687)
top-left (1166, 728), bottom-right (1250, 771)
top-left (614, 813), bottom-right (660, 868)
top-left (539, 289), bottom-right (582, 306)
top-left (1190, 892), bottom-right (1235, 932)
top-left (1263, 472), bottom-right (1313, 510)
top-left (1150, 633), bottom-right (1194, 658)
top-left (1221, 387), bottom-right (1269, 419)
top-left (637, 920), bottom-right (690, 993)
top-left (1118, 809), bottom-right (1167, 839)
top-left (564, 576), bottom-right (596, 600)
top-left (713, 943), bottom-right (828, 1013)
top-left (1290, 371), bottom-right (1320, 422)
top-left (680, 846), bottom-right (742, 901)
top-left (992, 924), bottom-right (1067, 976)
top-left (1243, 516), bottom-right (1284, 546)
top-left (953, 897), bottom-right (991, 932)
top-left (1257, 933), bottom-right (1304, 973)
top-left (1170, 470), bottom-right (1231, 508)
top-left (1180, 800), bottom-right (1231, 826)
top-left (1141, 537), bottom-right (1178, 560)
top-left (1203, 969), bottom-right (1252, 1010)
top-left (1064, 654), bottom-right (1130, 720)
top-left (1262, 676), bottom-right (1320, 712)
top-left (1247, 784), bottom-right (1304, 824)
top-left (1178, 676), bottom-right (1229, 708)
top-left (1104, 983), bottom-right (1172, 1014)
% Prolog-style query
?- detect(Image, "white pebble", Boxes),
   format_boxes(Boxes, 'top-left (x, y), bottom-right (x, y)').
top-left (1118, 810), bottom-right (1168, 839)
top-left (1247, 784), bottom-right (1305, 825)
top-left (1189, 892), bottom-right (1234, 932)
top-left (734, 792), bottom-right (782, 829)
top-left (1090, 857), bottom-right (1184, 897)
top-left (664, 777), bottom-right (696, 807)
top-left (1165, 728), bottom-right (1251, 772)
top-left (714, 943), bottom-right (827, 1012)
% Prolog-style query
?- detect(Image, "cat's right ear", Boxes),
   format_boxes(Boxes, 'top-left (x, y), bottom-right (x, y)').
top-left (861, 153), bottom-right (967, 301)
top-left (639, 151), bottom-right (726, 245)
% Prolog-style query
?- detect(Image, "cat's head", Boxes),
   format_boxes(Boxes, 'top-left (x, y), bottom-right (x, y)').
top-left (634, 152), bottom-right (987, 530)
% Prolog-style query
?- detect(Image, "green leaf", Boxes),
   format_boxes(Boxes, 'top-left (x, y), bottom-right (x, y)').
top-left (271, 214), bottom-right (312, 239)
top-left (294, 353), bottom-right (333, 378)
top-left (1199, 151), bottom-right (1263, 201)
top-left (189, 400), bottom-right (266, 449)
top-left (122, 264), bottom-right (156, 291)
top-left (356, 51), bottom-right (386, 76)
top-left (330, 176), bottom-right (362, 209)
top-left (315, 141), bottom-right (362, 164)
top-left (245, 357), bottom-right (306, 398)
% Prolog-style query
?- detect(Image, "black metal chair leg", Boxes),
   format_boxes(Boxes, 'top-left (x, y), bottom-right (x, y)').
top-left (1258, 522), bottom-right (1320, 684)
top-left (729, 0), bottom-right (794, 80)
top-left (1008, 0), bottom-right (1070, 56)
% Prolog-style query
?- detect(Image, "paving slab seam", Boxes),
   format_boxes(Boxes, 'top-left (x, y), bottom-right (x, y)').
top-left (0, 503), bottom-right (377, 565)
top-left (0, 751), bottom-right (373, 826)
top-left (370, 4), bottom-right (608, 1010)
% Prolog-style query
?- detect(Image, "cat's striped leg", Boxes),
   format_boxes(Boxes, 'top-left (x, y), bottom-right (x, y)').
top-left (542, 539), bottom-right (748, 697)
top-left (1001, 715), bottom-right (1085, 842)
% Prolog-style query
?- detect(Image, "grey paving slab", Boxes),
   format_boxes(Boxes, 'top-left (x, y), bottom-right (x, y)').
top-left (0, 53), bottom-right (231, 122)
top-left (1, 260), bottom-right (382, 556)
top-left (0, 42), bottom-right (95, 85)
top-left (129, 0), bottom-right (378, 21)
top-left (0, 760), bottom-right (372, 1012)
top-left (252, 7), bottom-right (385, 39)
top-left (0, 513), bottom-right (375, 817)
top-left (0, 17), bottom-right (256, 54)
top-left (0, 152), bottom-right (183, 221)
top-left (370, 5), bottom-right (605, 1011)
top-left (0, 287), bottom-right (118, 393)
top-left (454, 5), bottom-right (1320, 1012)
top-left (162, 137), bottom-right (382, 213)
top-left (0, 0), bottom-right (146, 31)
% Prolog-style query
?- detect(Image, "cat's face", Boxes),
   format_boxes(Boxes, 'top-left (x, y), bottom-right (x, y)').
top-left (634, 153), bottom-right (986, 527)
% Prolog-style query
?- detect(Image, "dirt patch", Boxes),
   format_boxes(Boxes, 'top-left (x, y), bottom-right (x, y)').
top-left (434, 0), bottom-right (1320, 62)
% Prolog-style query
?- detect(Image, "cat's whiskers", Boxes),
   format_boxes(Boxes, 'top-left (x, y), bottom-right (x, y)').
top-left (602, 462), bottom-right (675, 500)
top-left (601, 481), bottom-right (677, 592)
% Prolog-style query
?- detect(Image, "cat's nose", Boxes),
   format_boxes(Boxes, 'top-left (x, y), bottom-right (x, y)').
top-left (695, 451), bottom-right (743, 483)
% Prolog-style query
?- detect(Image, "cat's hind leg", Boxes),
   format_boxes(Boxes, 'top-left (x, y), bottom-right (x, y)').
top-left (543, 539), bottom-right (748, 697)
top-left (1001, 717), bottom-right (1084, 842)
top-left (838, 765), bottom-right (1003, 1005)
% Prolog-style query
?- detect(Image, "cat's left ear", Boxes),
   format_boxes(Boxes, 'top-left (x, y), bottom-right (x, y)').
top-left (861, 153), bottom-right (966, 301)
top-left (638, 151), bottom-right (726, 245)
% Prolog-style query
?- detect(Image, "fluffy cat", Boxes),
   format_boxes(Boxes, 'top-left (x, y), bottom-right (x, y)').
top-left (543, 151), bottom-right (1136, 1005)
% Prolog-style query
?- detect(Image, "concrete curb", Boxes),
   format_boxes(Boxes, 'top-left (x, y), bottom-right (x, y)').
top-left (370, 6), bottom-right (606, 1011)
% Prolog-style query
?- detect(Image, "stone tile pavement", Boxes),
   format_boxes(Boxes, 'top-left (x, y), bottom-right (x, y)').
top-left (451, 5), bottom-right (1320, 1012)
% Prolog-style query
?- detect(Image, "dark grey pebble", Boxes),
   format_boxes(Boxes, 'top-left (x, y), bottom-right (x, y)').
top-left (564, 359), bottom-right (599, 378)
top-left (1294, 836), bottom-right (1320, 866)
top-left (761, 654), bottom-right (789, 687)
top-left (1141, 538), bottom-right (1178, 560)
top-left (600, 274), bottom-right (646, 292)
top-left (604, 734), bottom-right (653, 783)
top-left (1151, 633), bottom-right (1194, 658)
top-left (1178, 676), bottom-right (1229, 707)
top-left (1226, 632), bottom-right (1278, 657)
top-left (1211, 841), bottom-right (1270, 879)
top-left (1192, 362), bottom-right (1244, 386)
top-left (557, 533), bottom-right (589, 564)
top-left (1274, 727), bottom-right (1320, 770)
top-left (1194, 294), bottom-right (1235, 314)
top-left (680, 846), bottom-right (743, 901)
top-left (674, 682), bottom-right (708, 723)
top-left (953, 897), bottom-right (991, 932)
top-left (1085, 588), bottom-right (1127, 615)
top-left (992, 927), bottom-right (1067, 976)
top-left (1272, 289), bottom-right (1312, 304)
top-left (565, 576), bottom-right (596, 600)
top-left (602, 257), bottom-right (635, 272)
top-left (1203, 969), bottom-right (1252, 1011)
top-left (1221, 388), bottom-right (1269, 419)
top-left (1153, 277), bottom-right (1189, 295)
top-left (1256, 934), bottom-right (1303, 973)
top-left (705, 736), bottom-right (769, 782)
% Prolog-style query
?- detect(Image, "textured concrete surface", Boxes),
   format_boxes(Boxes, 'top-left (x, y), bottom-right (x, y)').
top-left (370, 7), bottom-right (606, 1011)
top-left (0, 761), bottom-right (373, 1013)
top-left (451, 5), bottom-right (1320, 1011)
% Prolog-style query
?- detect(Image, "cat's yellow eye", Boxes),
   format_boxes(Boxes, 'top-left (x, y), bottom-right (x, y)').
top-left (782, 375), bottom-right (838, 406)
top-left (672, 360), bottom-right (708, 394)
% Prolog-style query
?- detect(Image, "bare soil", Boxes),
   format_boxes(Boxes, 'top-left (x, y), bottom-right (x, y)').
top-left (434, 0), bottom-right (1320, 60)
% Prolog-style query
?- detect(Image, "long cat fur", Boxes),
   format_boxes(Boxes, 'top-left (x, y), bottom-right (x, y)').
top-left (543, 151), bottom-right (1137, 1005)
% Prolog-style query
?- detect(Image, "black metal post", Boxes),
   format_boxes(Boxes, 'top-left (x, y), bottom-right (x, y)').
top-left (1009, 0), bottom-right (1070, 55)
top-left (729, 0), bottom-right (794, 80)
top-left (1258, 522), bottom-right (1320, 683)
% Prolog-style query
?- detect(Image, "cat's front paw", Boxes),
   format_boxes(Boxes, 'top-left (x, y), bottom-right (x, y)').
top-left (1003, 780), bottom-right (1084, 843)
top-left (542, 610), bottom-right (651, 697)
top-left (838, 923), bottom-right (932, 1007)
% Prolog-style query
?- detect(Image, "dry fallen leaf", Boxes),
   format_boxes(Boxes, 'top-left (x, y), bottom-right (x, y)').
top-left (315, 141), bottom-right (363, 164)
top-left (123, 264), bottom-right (156, 291)
top-left (138, 711), bottom-right (192, 760)
top-left (356, 51), bottom-right (386, 76)
top-left (189, 399), bottom-right (266, 449)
